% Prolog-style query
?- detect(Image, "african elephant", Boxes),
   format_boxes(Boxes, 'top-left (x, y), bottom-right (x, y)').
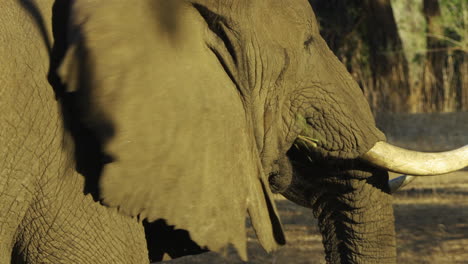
top-left (1, 0), bottom-right (467, 263)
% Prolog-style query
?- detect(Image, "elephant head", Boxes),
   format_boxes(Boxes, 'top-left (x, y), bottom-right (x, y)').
top-left (52, 0), bottom-right (468, 263)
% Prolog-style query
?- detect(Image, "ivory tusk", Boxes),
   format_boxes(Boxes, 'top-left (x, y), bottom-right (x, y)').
top-left (362, 142), bottom-right (468, 176)
top-left (388, 175), bottom-right (416, 193)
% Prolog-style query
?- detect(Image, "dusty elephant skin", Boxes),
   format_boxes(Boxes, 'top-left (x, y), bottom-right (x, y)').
top-left (0, 0), bottom-right (149, 263)
top-left (1, 0), bottom-right (466, 264)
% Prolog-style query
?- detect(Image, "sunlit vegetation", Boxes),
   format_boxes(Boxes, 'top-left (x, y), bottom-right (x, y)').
top-left (310, 0), bottom-right (467, 113)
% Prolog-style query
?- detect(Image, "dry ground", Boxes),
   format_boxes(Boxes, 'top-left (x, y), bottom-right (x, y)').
top-left (162, 170), bottom-right (468, 264)
top-left (391, 170), bottom-right (468, 264)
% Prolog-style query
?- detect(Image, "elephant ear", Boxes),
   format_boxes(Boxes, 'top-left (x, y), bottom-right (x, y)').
top-left (58, 0), bottom-right (285, 259)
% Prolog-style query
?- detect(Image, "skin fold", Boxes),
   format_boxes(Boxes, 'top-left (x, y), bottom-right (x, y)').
top-left (1, 0), bottom-right (400, 263)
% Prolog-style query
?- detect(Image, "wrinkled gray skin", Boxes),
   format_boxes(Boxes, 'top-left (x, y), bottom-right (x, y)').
top-left (1, 0), bottom-right (395, 263)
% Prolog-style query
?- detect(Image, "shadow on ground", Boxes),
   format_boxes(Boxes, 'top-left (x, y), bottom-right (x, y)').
top-left (160, 184), bottom-right (468, 263)
top-left (393, 192), bottom-right (468, 263)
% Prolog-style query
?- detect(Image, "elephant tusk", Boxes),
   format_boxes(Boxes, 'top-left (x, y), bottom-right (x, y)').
top-left (362, 141), bottom-right (468, 176)
top-left (388, 175), bottom-right (416, 193)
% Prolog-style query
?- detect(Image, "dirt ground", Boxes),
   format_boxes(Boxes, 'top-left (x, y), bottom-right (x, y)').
top-left (391, 170), bottom-right (468, 264)
top-left (162, 112), bottom-right (468, 264)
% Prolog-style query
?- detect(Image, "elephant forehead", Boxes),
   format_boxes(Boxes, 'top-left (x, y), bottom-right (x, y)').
top-left (194, 0), bottom-right (316, 22)
top-left (195, 0), bottom-right (318, 40)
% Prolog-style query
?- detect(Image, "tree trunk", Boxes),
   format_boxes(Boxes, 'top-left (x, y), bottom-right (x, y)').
top-left (309, 0), bottom-right (410, 113)
top-left (461, 56), bottom-right (468, 111)
top-left (365, 0), bottom-right (411, 113)
top-left (422, 0), bottom-right (449, 112)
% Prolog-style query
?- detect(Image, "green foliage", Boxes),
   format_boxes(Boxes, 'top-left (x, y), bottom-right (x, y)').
top-left (313, 0), bottom-right (466, 112)
top-left (391, 0), bottom-right (426, 63)
top-left (392, 0), bottom-right (466, 53)
top-left (437, 0), bottom-right (467, 51)
top-left (391, 0), bottom-right (467, 112)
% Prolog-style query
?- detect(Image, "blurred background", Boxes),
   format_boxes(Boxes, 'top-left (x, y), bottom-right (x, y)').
top-left (310, 0), bottom-right (467, 114)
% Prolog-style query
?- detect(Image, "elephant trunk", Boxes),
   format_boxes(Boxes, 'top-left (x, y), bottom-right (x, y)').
top-left (312, 165), bottom-right (396, 264)
top-left (283, 141), bottom-right (398, 263)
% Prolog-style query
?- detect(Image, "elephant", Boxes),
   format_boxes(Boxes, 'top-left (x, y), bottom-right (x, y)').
top-left (1, 0), bottom-right (467, 263)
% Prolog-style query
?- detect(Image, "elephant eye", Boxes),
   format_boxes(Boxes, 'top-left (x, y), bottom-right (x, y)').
top-left (304, 35), bottom-right (314, 49)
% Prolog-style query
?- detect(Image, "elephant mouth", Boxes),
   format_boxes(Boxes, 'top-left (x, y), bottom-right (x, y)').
top-left (296, 136), bottom-right (468, 192)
